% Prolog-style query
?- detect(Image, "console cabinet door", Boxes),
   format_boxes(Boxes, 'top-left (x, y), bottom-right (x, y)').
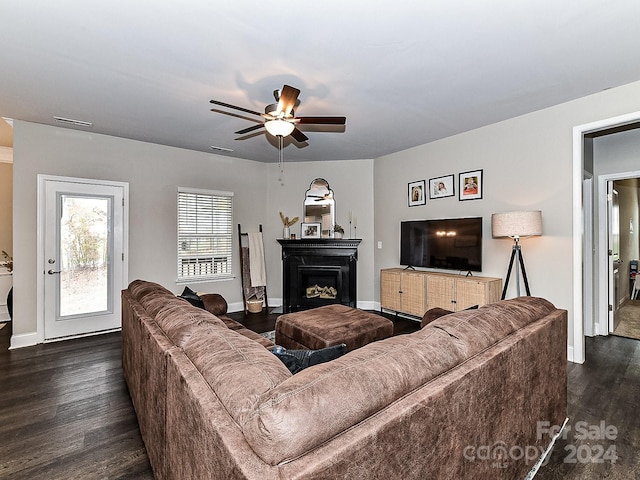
top-left (456, 278), bottom-right (502, 310)
top-left (401, 272), bottom-right (428, 317)
top-left (426, 275), bottom-right (455, 311)
top-left (455, 279), bottom-right (488, 310)
top-left (380, 269), bottom-right (402, 311)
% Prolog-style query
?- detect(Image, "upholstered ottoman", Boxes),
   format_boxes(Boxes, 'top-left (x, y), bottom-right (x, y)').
top-left (275, 304), bottom-right (394, 352)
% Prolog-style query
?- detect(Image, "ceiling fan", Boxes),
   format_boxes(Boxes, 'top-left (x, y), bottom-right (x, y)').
top-left (209, 85), bottom-right (346, 143)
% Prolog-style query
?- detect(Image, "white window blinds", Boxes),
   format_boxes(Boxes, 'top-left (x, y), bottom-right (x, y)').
top-left (177, 188), bottom-right (233, 282)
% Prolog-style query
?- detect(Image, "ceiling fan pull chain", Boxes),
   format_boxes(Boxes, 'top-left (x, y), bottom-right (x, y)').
top-left (278, 135), bottom-right (284, 173)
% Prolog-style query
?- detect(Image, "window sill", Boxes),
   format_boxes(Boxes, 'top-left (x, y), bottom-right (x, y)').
top-left (175, 275), bottom-right (236, 285)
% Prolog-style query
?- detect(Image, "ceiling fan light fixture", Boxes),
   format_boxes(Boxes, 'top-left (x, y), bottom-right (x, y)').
top-left (264, 119), bottom-right (295, 137)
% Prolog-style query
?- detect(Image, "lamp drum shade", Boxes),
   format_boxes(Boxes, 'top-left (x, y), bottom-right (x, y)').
top-left (491, 210), bottom-right (542, 238)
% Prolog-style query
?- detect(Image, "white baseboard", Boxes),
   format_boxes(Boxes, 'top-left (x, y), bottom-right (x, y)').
top-left (10, 331), bottom-right (38, 350)
top-left (567, 345), bottom-right (575, 363)
top-left (357, 300), bottom-right (378, 311)
top-left (227, 301), bottom-right (245, 313)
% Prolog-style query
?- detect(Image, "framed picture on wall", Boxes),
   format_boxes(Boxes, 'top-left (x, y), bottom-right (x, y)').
top-left (301, 222), bottom-right (321, 238)
top-left (408, 180), bottom-right (426, 207)
top-left (459, 169), bottom-right (483, 201)
top-left (429, 174), bottom-right (455, 199)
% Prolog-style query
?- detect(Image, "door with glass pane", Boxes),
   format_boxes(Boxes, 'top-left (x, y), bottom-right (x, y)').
top-left (43, 177), bottom-right (126, 340)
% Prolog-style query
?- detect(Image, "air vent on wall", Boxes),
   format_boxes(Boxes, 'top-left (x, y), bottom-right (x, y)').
top-left (209, 145), bottom-right (234, 153)
top-left (53, 116), bottom-right (93, 128)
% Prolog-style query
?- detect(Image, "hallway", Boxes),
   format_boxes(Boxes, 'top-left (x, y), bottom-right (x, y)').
top-left (613, 299), bottom-right (640, 340)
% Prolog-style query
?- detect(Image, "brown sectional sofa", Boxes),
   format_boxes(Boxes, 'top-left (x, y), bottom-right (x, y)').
top-left (122, 279), bottom-right (567, 479)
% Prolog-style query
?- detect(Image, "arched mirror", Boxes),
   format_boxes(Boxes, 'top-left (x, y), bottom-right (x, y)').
top-left (304, 178), bottom-right (335, 238)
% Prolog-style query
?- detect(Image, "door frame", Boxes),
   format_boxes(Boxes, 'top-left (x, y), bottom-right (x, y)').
top-left (573, 110), bottom-right (640, 364)
top-left (36, 175), bottom-right (129, 343)
top-left (597, 172), bottom-right (640, 337)
top-left (582, 175), bottom-right (594, 337)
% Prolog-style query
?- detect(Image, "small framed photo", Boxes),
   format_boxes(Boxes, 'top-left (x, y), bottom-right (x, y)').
top-left (429, 174), bottom-right (455, 199)
top-left (301, 222), bottom-right (321, 238)
top-left (459, 169), bottom-right (483, 201)
top-left (408, 180), bottom-right (426, 207)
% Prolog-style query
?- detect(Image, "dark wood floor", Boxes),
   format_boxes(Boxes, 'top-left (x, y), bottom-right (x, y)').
top-left (535, 335), bottom-right (640, 479)
top-left (1, 311), bottom-right (639, 479)
top-left (0, 322), bottom-right (154, 479)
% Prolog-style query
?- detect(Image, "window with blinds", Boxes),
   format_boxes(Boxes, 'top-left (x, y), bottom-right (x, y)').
top-left (177, 188), bottom-right (234, 282)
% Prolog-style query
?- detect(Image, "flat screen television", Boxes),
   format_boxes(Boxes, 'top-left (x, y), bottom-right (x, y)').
top-left (400, 217), bottom-right (483, 272)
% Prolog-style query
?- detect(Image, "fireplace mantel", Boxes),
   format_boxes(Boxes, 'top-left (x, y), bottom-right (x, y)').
top-left (277, 239), bottom-right (361, 313)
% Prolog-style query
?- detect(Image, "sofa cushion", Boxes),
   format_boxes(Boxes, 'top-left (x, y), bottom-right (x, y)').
top-left (429, 296), bottom-right (556, 357)
top-left (129, 279), bottom-right (173, 302)
top-left (154, 302), bottom-right (227, 347)
top-left (139, 290), bottom-right (185, 318)
top-left (182, 324), bottom-right (291, 426)
top-left (243, 327), bottom-right (466, 465)
top-left (218, 315), bottom-right (245, 330)
top-left (233, 327), bottom-right (276, 350)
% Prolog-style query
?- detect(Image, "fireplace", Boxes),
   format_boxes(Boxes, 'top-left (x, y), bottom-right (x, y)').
top-left (278, 239), bottom-right (361, 313)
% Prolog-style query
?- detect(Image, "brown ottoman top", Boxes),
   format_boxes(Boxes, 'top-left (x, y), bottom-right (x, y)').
top-left (276, 304), bottom-right (394, 351)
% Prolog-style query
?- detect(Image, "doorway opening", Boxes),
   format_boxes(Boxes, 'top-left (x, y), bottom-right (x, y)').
top-left (573, 112), bottom-right (640, 364)
top-left (601, 176), bottom-right (640, 340)
top-left (0, 118), bottom-right (13, 330)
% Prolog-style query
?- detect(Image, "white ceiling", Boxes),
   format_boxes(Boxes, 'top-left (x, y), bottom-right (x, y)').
top-left (1, 1), bottom-right (640, 163)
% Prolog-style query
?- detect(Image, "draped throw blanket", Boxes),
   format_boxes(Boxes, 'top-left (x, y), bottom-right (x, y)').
top-left (248, 232), bottom-right (267, 287)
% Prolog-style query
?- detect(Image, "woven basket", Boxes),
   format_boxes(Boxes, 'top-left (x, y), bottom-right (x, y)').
top-left (247, 299), bottom-right (263, 313)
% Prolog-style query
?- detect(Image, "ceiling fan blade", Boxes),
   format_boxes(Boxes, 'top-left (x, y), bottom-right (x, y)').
top-left (235, 124), bottom-right (265, 135)
top-left (209, 99), bottom-right (263, 117)
top-left (290, 127), bottom-right (308, 143)
top-left (277, 85), bottom-right (300, 116)
top-left (295, 116), bottom-right (347, 125)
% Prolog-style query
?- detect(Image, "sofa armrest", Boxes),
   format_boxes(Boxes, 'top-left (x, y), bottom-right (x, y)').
top-left (200, 293), bottom-right (228, 315)
top-left (421, 307), bottom-right (452, 328)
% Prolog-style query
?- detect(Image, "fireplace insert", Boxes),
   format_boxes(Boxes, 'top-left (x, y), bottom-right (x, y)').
top-left (278, 239), bottom-right (361, 313)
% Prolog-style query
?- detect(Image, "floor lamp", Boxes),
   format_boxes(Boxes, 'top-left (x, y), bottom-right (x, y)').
top-left (491, 210), bottom-right (542, 299)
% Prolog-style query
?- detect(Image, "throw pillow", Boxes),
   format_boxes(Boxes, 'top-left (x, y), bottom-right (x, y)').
top-left (178, 286), bottom-right (205, 310)
top-left (273, 344), bottom-right (347, 374)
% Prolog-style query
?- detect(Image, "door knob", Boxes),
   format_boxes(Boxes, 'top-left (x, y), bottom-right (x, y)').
top-left (47, 269), bottom-right (61, 275)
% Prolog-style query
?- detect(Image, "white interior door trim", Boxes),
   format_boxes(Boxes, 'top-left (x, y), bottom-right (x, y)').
top-left (573, 110), bottom-right (640, 364)
top-left (582, 175), bottom-right (594, 337)
top-left (597, 172), bottom-right (640, 337)
top-left (36, 174), bottom-right (129, 343)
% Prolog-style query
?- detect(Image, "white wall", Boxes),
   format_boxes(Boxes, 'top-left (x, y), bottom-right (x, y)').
top-left (11, 80), bottom-right (640, 354)
top-left (12, 122), bottom-right (270, 339)
top-left (265, 159), bottom-right (375, 306)
top-left (594, 128), bottom-right (640, 176)
top-left (11, 121), bottom-right (376, 343)
top-left (374, 79), bottom-right (640, 359)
